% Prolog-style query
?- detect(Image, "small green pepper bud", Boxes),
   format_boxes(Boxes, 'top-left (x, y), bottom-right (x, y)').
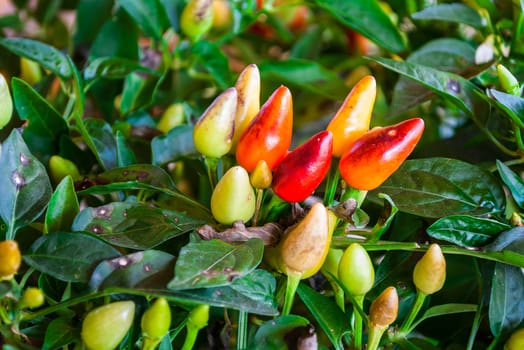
top-left (250, 160), bottom-right (272, 190)
top-left (413, 243), bottom-right (446, 295)
top-left (182, 304), bottom-right (210, 350)
top-left (180, 0), bottom-right (214, 42)
top-left (48, 155), bottom-right (81, 186)
top-left (338, 243), bottom-right (374, 296)
top-left (0, 73), bottom-right (13, 130)
top-left (20, 57), bottom-right (42, 86)
top-left (158, 103), bottom-right (186, 133)
top-left (505, 327), bottom-right (524, 350)
top-left (141, 298), bottom-right (171, 350)
top-left (497, 64), bottom-right (521, 96)
top-left (20, 287), bottom-right (45, 309)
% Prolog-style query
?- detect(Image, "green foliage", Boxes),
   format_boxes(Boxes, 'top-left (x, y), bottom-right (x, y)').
top-left (0, 0), bottom-right (523, 349)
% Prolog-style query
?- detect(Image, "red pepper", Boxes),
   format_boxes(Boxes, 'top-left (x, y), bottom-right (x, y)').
top-left (236, 85), bottom-right (293, 172)
top-left (272, 130), bottom-right (333, 202)
top-left (339, 118), bottom-right (424, 190)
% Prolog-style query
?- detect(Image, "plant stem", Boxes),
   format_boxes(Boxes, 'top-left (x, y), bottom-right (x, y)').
top-left (204, 156), bottom-right (220, 189)
top-left (352, 294), bottom-right (365, 349)
top-left (323, 160), bottom-right (340, 206)
top-left (237, 310), bottom-right (248, 350)
top-left (486, 334), bottom-right (500, 350)
top-left (334, 286), bottom-right (345, 312)
top-left (367, 324), bottom-right (387, 350)
top-left (340, 187), bottom-right (368, 207)
top-left (282, 272), bottom-right (302, 315)
top-left (399, 290), bottom-right (427, 334)
top-left (181, 324), bottom-right (199, 350)
top-left (253, 189), bottom-right (264, 226)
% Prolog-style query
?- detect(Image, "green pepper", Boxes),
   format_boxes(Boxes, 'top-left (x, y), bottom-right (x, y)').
top-left (180, 0), bottom-right (214, 42)
top-left (182, 304), bottom-right (210, 350)
top-left (505, 328), bottom-right (524, 350)
top-left (141, 298), bottom-right (171, 350)
top-left (0, 73), bottom-right (13, 130)
top-left (20, 287), bottom-right (45, 309)
top-left (413, 243), bottom-right (446, 295)
top-left (48, 155), bottom-right (82, 186)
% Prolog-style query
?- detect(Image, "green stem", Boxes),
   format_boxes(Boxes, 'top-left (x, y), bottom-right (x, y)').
top-left (331, 239), bottom-right (524, 268)
top-left (510, 9), bottom-right (524, 57)
top-left (253, 189), bottom-right (264, 226)
top-left (334, 286), bottom-right (345, 313)
top-left (486, 334), bottom-right (500, 350)
top-left (237, 310), bottom-right (248, 350)
top-left (323, 160), bottom-right (340, 206)
top-left (352, 294), bottom-right (365, 349)
top-left (204, 156), bottom-right (220, 189)
top-left (340, 187), bottom-right (368, 208)
top-left (367, 324), bottom-right (387, 350)
top-left (181, 324), bottom-right (199, 350)
top-left (282, 272), bottom-right (302, 315)
top-left (399, 290), bottom-right (427, 334)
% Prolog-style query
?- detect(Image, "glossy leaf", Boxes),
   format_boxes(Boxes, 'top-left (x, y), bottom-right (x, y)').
top-left (489, 262), bottom-right (524, 337)
top-left (168, 238), bottom-right (264, 290)
top-left (84, 118), bottom-right (117, 170)
top-left (42, 317), bottom-right (77, 350)
top-left (489, 89), bottom-right (524, 129)
top-left (44, 176), bottom-right (80, 233)
top-left (120, 71), bottom-right (164, 115)
top-left (297, 283), bottom-right (346, 350)
top-left (72, 202), bottom-right (205, 249)
top-left (412, 4), bottom-right (484, 29)
top-left (427, 215), bottom-right (510, 247)
top-left (151, 125), bottom-right (197, 165)
top-left (0, 37), bottom-right (72, 78)
top-left (24, 232), bottom-right (121, 283)
top-left (371, 157), bottom-right (504, 218)
top-left (84, 56), bottom-right (158, 80)
top-left (115, 130), bottom-right (136, 167)
top-left (496, 160), bottom-right (524, 208)
top-left (89, 250), bottom-right (175, 290)
top-left (0, 130), bottom-right (52, 237)
top-left (408, 303), bottom-right (477, 332)
top-left (192, 41), bottom-right (232, 89)
top-left (313, 0), bottom-right (406, 53)
top-left (252, 315), bottom-right (310, 349)
top-left (12, 77), bottom-right (68, 162)
top-left (119, 0), bottom-right (170, 40)
top-left (259, 59), bottom-right (347, 100)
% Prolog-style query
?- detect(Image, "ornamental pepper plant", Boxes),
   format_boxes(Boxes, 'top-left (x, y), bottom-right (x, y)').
top-left (0, 1), bottom-right (524, 349)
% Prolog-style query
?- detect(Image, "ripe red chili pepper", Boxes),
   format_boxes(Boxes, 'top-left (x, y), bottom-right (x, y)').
top-left (272, 130), bottom-right (333, 202)
top-left (236, 85), bottom-right (293, 172)
top-left (339, 118), bottom-right (424, 190)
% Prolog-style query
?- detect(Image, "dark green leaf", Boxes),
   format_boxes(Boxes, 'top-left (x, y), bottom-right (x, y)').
top-left (497, 160), bottom-right (524, 208)
top-left (84, 118), bottom-right (117, 170)
top-left (12, 78), bottom-right (68, 163)
top-left (313, 0), bottom-right (406, 53)
top-left (412, 4), bottom-right (484, 29)
top-left (259, 59), bottom-right (347, 100)
top-left (24, 232), bottom-right (121, 283)
top-left (369, 193), bottom-right (399, 242)
top-left (89, 250), bottom-right (175, 290)
top-left (0, 37), bottom-right (72, 78)
top-left (115, 131), bottom-right (136, 167)
top-left (120, 71), bottom-right (164, 115)
top-left (83, 56), bottom-right (159, 80)
top-left (87, 164), bottom-right (176, 189)
top-left (151, 125), bottom-right (197, 165)
top-left (168, 238), bottom-right (264, 290)
top-left (44, 176), bottom-right (80, 233)
top-left (119, 0), bottom-right (169, 40)
top-left (192, 41), bottom-right (232, 89)
top-left (74, 0), bottom-right (114, 46)
top-left (427, 215), bottom-right (510, 247)
top-left (370, 158), bottom-right (505, 218)
top-left (72, 202), bottom-right (205, 249)
top-left (0, 130), bottom-right (52, 237)
top-left (486, 227), bottom-right (524, 254)
top-left (489, 262), bottom-right (524, 337)
top-left (251, 315), bottom-right (310, 350)
top-left (489, 89), bottom-right (524, 129)
top-left (409, 303), bottom-right (478, 332)
top-left (42, 317), bottom-right (77, 350)
top-left (297, 283), bottom-right (346, 350)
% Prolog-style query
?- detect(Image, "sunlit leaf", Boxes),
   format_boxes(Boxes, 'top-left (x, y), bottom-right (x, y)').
top-left (45, 176), bottom-right (80, 233)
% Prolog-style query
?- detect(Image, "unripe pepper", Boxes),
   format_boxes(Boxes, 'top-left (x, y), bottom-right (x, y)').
top-left (497, 64), bottom-right (521, 96)
top-left (339, 118), bottom-right (425, 190)
top-left (48, 155), bottom-right (81, 186)
top-left (180, 0), bottom-right (214, 42)
top-left (231, 64), bottom-right (260, 151)
top-left (367, 286), bottom-right (399, 350)
top-left (413, 243), bottom-right (446, 295)
top-left (0, 240), bottom-right (22, 281)
top-left (158, 103), bottom-right (186, 133)
top-left (272, 130), bottom-right (333, 202)
top-left (141, 297), bottom-right (171, 350)
top-left (182, 304), bottom-right (210, 350)
top-left (338, 242), bottom-right (374, 296)
top-left (326, 75), bottom-right (376, 157)
top-left (505, 328), bottom-right (524, 350)
top-left (193, 87), bottom-right (237, 158)
top-left (0, 72), bottom-right (13, 130)
top-left (20, 287), bottom-right (45, 309)
top-left (236, 85), bottom-right (293, 172)
top-left (250, 160), bottom-right (272, 190)
top-left (81, 300), bottom-right (135, 350)
top-left (20, 57), bottom-right (42, 86)
top-left (210, 166), bottom-right (256, 225)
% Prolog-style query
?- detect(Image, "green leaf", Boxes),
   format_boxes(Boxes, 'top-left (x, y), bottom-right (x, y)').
top-left (313, 0), bottom-right (406, 53)
top-left (496, 160), bottom-right (524, 208)
top-left (251, 315), bottom-right (310, 350)
top-left (412, 4), bottom-right (484, 29)
top-left (165, 270), bottom-right (278, 316)
top-left (369, 193), bottom-right (399, 242)
top-left (489, 89), bottom-right (524, 129)
top-left (192, 41), bottom-right (232, 89)
top-left (486, 227), bottom-right (524, 254)
top-left (168, 238), bottom-right (264, 290)
top-left (409, 303), bottom-right (478, 332)
top-left (24, 232), bottom-right (121, 283)
top-left (427, 215), bottom-right (510, 247)
top-left (72, 202), bottom-right (205, 249)
top-left (0, 130), bottom-right (52, 238)
top-left (89, 250), bottom-right (175, 290)
top-left (42, 317), bottom-right (77, 350)
top-left (120, 71), bottom-right (164, 115)
top-left (259, 59), bottom-right (347, 100)
top-left (84, 163), bottom-right (176, 189)
top-left (12, 77), bottom-right (69, 163)
top-left (489, 262), bottom-right (524, 337)
top-left (44, 176), bottom-right (80, 233)
top-left (297, 283), bottom-right (346, 350)
top-left (119, 0), bottom-right (169, 40)
top-left (0, 37), bottom-right (72, 79)
top-left (83, 56), bottom-right (159, 81)
top-left (370, 157), bottom-right (505, 218)
top-left (115, 131), bottom-right (136, 167)
top-left (84, 118), bottom-right (118, 170)
top-left (151, 125), bottom-right (197, 165)
top-left (74, 0), bottom-right (114, 46)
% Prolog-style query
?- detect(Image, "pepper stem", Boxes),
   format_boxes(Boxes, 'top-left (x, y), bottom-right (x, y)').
top-left (282, 271), bottom-right (302, 315)
top-left (334, 285), bottom-right (345, 312)
top-left (353, 294), bottom-right (365, 349)
top-left (340, 186), bottom-right (368, 207)
top-left (237, 310), bottom-right (248, 350)
top-left (204, 156), bottom-right (220, 189)
top-left (399, 289), bottom-right (427, 334)
top-left (181, 324), bottom-right (199, 350)
top-left (323, 160), bottom-right (340, 206)
top-left (252, 189), bottom-right (264, 226)
top-left (367, 324), bottom-right (388, 350)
